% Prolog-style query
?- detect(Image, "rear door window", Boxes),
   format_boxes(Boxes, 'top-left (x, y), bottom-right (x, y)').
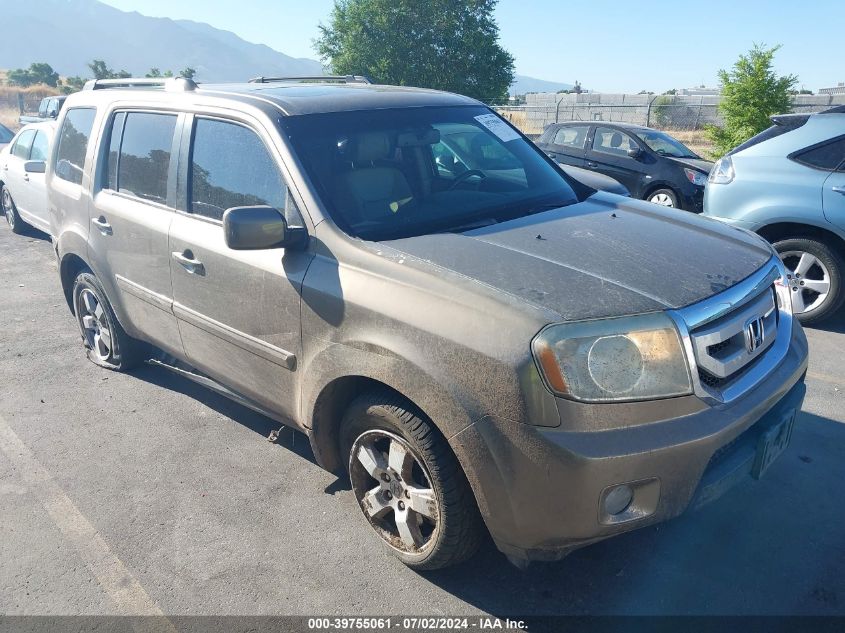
top-left (11, 130), bottom-right (35, 159)
top-left (115, 112), bottom-right (177, 204)
top-left (553, 125), bottom-right (589, 149)
top-left (55, 108), bottom-right (97, 185)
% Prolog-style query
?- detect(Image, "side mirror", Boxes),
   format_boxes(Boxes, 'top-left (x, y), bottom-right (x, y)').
top-left (24, 160), bottom-right (46, 174)
top-left (627, 147), bottom-right (642, 159)
top-left (47, 108), bottom-right (58, 118)
top-left (223, 205), bottom-right (305, 250)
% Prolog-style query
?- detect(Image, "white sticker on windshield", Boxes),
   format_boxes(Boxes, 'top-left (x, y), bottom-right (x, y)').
top-left (474, 113), bottom-right (520, 143)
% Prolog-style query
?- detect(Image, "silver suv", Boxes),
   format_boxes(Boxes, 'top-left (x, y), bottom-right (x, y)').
top-left (48, 76), bottom-right (808, 569)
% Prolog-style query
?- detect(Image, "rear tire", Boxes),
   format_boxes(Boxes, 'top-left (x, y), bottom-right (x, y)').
top-left (72, 271), bottom-right (146, 370)
top-left (341, 390), bottom-right (483, 570)
top-left (773, 237), bottom-right (845, 325)
top-left (2, 186), bottom-right (28, 235)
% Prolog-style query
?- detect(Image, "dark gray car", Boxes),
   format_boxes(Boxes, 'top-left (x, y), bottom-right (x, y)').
top-left (48, 77), bottom-right (807, 569)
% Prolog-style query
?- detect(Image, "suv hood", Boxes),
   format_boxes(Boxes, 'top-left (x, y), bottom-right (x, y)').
top-left (383, 193), bottom-right (773, 321)
top-left (666, 156), bottom-right (714, 173)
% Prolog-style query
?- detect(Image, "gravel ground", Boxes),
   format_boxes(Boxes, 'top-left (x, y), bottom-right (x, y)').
top-left (1, 223), bottom-right (844, 618)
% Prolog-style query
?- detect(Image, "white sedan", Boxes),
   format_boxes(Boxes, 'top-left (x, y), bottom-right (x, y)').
top-left (1, 121), bottom-right (56, 236)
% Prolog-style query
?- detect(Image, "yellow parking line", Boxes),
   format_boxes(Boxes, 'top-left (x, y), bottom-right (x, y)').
top-left (0, 412), bottom-right (177, 632)
top-left (807, 371), bottom-right (844, 387)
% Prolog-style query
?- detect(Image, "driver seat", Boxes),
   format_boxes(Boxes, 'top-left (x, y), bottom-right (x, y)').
top-left (335, 132), bottom-right (414, 222)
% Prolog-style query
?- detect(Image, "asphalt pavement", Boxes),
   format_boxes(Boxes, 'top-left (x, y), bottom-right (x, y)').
top-left (1, 223), bottom-right (844, 617)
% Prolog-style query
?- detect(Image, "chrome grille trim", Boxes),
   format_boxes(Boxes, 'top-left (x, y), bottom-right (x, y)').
top-left (668, 256), bottom-right (793, 404)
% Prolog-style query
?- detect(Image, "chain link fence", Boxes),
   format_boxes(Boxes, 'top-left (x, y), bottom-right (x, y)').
top-left (493, 93), bottom-right (845, 140)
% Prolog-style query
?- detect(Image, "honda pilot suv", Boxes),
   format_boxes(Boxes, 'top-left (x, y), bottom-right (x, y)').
top-left (48, 76), bottom-right (808, 570)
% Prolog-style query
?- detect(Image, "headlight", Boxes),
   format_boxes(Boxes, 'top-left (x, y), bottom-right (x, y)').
top-left (532, 313), bottom-right (692, 402)
top-left (708, 156), bottom-right (734, 184)
top-left (684, 168), bottom-right (708, 187)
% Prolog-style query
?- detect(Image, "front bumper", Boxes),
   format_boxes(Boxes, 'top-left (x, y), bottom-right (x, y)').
top-left (449, 321), bottom-right (808, 562)
top-left (681, 186), bottom-right (705, 213)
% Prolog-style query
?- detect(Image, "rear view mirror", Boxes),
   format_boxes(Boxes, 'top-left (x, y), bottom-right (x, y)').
top-left (223, 205), bottom-right (305, 250)
top-left (24, 160), bottom-right (46, 174)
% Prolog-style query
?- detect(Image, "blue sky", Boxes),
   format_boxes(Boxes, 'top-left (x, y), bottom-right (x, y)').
top-left (101, 0), bottom-right (841, 93)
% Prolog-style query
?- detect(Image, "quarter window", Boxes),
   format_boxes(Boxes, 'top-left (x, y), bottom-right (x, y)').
top-left (189, 118), bottom-right (295, 223)
top-left (55, 108), bottom-right (96, 185)
top-left (553, 125), bottom-right (589, 149)
top-left (115, 112), bottom-right (177, 204)
top-left (792, 137), bottom-right (845, 172)
top-left (11, 130), bottom-right (35, 159)
top-left (29, 131), bottom-right (50, 162)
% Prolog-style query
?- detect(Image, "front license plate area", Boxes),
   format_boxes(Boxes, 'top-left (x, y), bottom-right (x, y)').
top-left (752, 410), bottom-right (796, 480)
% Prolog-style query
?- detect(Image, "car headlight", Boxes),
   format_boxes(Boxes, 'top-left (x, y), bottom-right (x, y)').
top-left (708, 156), bottom-right (734, 184)
top-left (532, 312), bottom-right (692, 402)
top-left (684, 168), bottom-right (708, 187)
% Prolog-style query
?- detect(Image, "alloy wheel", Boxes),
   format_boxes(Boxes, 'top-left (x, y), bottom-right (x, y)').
top-left (780, 250), bottom-right (831, 315)
top-left (77, 288), bottom-right (113, 362)
top-left (3, 189), bottom-right (14, 229)
top-left (649, 192), bottom-right (675, 207)
top-left (348, 429), bottom-right (440, 555)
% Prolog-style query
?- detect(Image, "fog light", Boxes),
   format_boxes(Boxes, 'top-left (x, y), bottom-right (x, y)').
top-left (604, 484), bottom-right (634, 515)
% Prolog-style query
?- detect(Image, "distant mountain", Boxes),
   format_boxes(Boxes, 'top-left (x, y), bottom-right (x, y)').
top-left (0, 0), bottom-right (323, 82)
top-left (510, 75), bottom-right (574, 96)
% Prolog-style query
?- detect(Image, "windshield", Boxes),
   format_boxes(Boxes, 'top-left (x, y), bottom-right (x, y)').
top-left (283, 106), bottom-right (582, 240)
top-left (0, 125), bottom-right (13, 144)
top-left (637, 130), bottom-right (699, 158)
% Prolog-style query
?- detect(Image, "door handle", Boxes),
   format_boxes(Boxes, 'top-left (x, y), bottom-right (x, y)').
top-left (23, 174), bottom-right (29, 182)
top-left (172, 250), bottom-right (205, 275)
top-left (586, 161), bottom-right (598, 168)
top-left (91, 216), bottom-right (112, 235)
top-left (832, 186), bottom-right (845, 196)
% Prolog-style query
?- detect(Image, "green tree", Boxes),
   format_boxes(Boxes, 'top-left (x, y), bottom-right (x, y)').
top-left (60, 75), bottom-right (88, 94)
top-left (87, 59), bottom-right (132, 80)
top-left (179, 67), bottom-right (196, 79)
top-left (315, 0), bottom-right (514, 102)
top-left (707, 44), bottom-right (797, 156)
top-left (7, 62), bottom-right (60, 87)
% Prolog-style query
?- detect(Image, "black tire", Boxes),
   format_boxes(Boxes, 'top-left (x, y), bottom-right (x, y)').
top-left (71, 271), bottom-right (146, 370)
top-left (2, 185), bottom-right (28, 235)
top-left (645, 187), bottom-right (679, 209)
top-left (773, 237), bottom-right (845, 325)
top-left (340, 390), bottom-right (483, 570)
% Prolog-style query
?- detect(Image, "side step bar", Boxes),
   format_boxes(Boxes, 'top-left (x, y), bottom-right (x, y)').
top-left (145, 356), bottom-right (290, 430)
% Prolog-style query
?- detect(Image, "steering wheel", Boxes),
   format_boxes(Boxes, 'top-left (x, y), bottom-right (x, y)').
top-left (447, 169), bottom-right (486, 191)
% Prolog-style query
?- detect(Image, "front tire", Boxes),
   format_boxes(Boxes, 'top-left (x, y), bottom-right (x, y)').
top-left (646, 188), bottom-right (678, 209)
top-left (341, 391), bottom-right (483, 570)
top-left (774, 237), bottom-right (845, 325)
top-left (2, 186), bottom-right (27, 235)
top-left (72, 271), bottom-right (145, 370)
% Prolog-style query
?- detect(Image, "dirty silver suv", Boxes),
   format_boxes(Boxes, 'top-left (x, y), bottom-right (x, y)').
top-left (48, 76), bottom-right (808, 569)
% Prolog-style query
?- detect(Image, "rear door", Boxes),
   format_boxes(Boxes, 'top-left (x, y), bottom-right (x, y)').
top-left (87, 109), bottom-right (184, 357)
top-left (586, 126), bottom-right (649, 195)
top-left (3, 128), bottom-right (35, 213)
top-left (16, 128), bottom-right (51, 231)
top-left (168, 114), bottom-right (313, 419)
top-left (546, 124), bottom-right (590, 167)
top-left (816, 138), bottom-right (845, 231)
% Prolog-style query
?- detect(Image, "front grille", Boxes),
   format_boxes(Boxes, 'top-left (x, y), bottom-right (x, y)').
top-left (688, 285), bottom-right (778, 394)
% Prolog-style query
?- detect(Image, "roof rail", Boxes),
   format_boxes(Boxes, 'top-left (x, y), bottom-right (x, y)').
top-left (820, 105), bottom-right (845, 114)
top-left (248, 75), bottom-right (372, 85)
top-left (82, 77), bottom-right (198, 92)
